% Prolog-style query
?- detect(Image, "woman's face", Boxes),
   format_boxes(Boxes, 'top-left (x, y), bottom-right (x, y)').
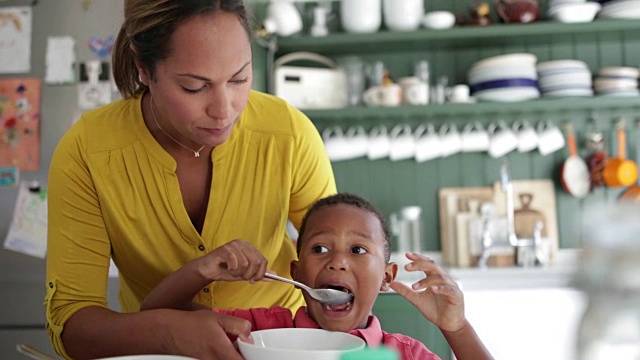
top-left (141, 11), bottom-right (253, 149)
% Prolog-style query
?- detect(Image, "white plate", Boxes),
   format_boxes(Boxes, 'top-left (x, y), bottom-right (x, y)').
top-left (543, 88), bottom-right (594, 97)
top-left (468, 65), bottom-right (538, 85)
top-left (475, 86), bottom-right (540, 102)
top-left (536, 59), bottom-right (589, 74)
top-left (470, 53), bottom-right (537, 72)
top-left (598, 66), bottom-right (640, 79)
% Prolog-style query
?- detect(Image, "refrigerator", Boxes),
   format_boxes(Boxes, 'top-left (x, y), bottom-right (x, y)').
top-left (1, 1), bottom-right (123, 358)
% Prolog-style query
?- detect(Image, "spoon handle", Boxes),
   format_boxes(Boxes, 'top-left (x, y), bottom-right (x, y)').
top-left (264, 273), bottom-right (311, 292)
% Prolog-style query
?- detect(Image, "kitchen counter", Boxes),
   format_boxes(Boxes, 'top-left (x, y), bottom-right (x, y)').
top-left (386, 248), bottom-right (581, 292)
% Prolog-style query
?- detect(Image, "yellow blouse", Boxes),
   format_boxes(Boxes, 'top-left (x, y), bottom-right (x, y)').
top-left (45, 90), bottom-right (336, 356)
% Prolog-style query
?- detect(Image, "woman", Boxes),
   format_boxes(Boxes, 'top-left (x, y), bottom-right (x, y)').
top-left (45, 1), bottom-right (336, 359)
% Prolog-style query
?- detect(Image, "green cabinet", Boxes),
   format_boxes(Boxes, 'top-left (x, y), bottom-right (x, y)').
top-left (373, 293), bottom-right (451, 359)
top-left (252, 2), bottom-right (640, 251)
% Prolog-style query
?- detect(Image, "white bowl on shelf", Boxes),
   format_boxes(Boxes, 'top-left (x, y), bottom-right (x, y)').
top-left (548, 2), bottom-right (601, 22)
top-left (422, 11), bottom-right (456, 29)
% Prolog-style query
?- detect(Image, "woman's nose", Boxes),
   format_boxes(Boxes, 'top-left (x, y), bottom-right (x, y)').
top-left (206, 87), bottom-right (230, 120)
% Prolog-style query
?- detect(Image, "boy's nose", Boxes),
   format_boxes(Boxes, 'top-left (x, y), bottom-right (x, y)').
top-left (327, 254), bottom-right (349, 271)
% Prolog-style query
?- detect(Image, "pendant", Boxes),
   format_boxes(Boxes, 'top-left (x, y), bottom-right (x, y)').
top-left (194, 151), bottom-right (201, 158)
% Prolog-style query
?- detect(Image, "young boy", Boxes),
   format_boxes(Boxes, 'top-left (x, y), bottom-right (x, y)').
top-left (142, 193), bottom-right (493, 360)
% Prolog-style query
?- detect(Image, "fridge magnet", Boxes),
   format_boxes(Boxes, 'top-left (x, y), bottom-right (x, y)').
top-left (0, 6), bottom-right (32, 74)
top-left (3, 180), bottom-right (48, 259)
top-left (0, 166), bottom-right (19, 187)
top-left (0, 78), bottom-right (41, 171)
top-left (45, 36), bottom-right (77, 84)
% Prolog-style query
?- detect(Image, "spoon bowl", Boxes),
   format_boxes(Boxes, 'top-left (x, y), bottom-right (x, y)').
top-left (264, 273), bottom-right (353, 305)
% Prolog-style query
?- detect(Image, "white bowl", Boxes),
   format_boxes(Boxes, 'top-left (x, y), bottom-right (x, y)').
top-left (422, 11), bottom-right (456, 29)
top-left (471, 53), bottom-right (537, 72)
top-left (548, 2), bottom-right (601, 22)
top-left (238, 328), bottom-right (366, 360)
top-left (95, 356), bottom-right (196, 360)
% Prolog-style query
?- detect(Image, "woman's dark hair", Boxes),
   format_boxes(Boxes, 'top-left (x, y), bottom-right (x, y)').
top-left (112, 0), bottom-right (253, 99)
top-left (297, 193), bottom-right (391, 262)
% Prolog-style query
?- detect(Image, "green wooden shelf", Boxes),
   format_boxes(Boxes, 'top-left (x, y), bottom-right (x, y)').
top-left (302, 96), bottom-right (640, 123)
top-left (276, 19), bottom-right (640, 54)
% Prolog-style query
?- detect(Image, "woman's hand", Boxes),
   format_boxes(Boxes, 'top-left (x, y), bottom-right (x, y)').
top-left (389, 252), bottom-right (466, 333)
top-left (196, 239), bottom-right (269, 283)
top-left (155, 308), bottom-right (251, 360)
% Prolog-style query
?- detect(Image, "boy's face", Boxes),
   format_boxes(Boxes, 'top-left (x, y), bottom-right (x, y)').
top-left (291, 204), bottom-right (397, 332)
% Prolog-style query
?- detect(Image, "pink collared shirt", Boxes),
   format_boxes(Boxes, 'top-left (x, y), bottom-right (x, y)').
top-left (216, 306), bottom-right (441, 360)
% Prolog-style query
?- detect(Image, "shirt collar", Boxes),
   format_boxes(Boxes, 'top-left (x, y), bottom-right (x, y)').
top-left (293, 307), bottom-right (384, 346)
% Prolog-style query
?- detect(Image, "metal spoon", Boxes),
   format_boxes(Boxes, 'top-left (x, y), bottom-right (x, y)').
top-left (264, 273), bottom-right (353, 305)
top-left (16, 344), bottom-right (57, 360)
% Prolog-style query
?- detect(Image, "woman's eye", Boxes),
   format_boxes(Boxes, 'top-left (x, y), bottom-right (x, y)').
top-left (312, 245), bottom-right (329, 253)
top-left (230, 77), bottom-right (249, 85)
top-left (182, 86), bottom-right (204, 94)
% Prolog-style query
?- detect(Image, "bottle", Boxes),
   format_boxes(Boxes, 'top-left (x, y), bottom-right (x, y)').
top-left (413, 60), bottom-right (430, 105)
top-left (574, 203), bottom-right (640, 360)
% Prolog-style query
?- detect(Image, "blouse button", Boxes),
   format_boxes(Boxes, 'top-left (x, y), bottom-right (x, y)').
top-left (49, 282), bottom-right (53, 288)
top-left (203, 288), bottom-right (210, 293)
top-left (198, 244), bottom-right (205, 251)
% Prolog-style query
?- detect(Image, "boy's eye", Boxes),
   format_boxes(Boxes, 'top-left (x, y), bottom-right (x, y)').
top-left (351, 246), bottom-right (367, 255)
top-left (312, 245), bottom-right (329, 254)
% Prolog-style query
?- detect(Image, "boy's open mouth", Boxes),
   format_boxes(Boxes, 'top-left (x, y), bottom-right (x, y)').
top-left (323, 285), bottom-right (353, 312)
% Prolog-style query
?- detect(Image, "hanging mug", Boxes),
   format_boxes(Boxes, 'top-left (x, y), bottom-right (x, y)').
top-left (414, 123), bottom-right (442, 162)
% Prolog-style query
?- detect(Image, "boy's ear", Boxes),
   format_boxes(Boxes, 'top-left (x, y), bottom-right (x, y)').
top-left (380, 262), bottom-right (398, 291)
top-left (290, 260), bottom-right (300, 282)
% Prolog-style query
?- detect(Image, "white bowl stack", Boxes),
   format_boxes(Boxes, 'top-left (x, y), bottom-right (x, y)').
top-left (547, 0), bottom-right (601, 23)
top-left (467, 53), bottom-right (540, 102)
top-left (597, 0), bottom-right (640, 19)
top-left (593, 66), bottom-right (640, 97)
top-left (537, 59), bottom-right (594, 97)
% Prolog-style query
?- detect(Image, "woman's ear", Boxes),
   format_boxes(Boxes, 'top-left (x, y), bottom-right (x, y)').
top-left (380, 262), bottom-right (398, 291)
top-left (131, 47), bottom-right (150, 86)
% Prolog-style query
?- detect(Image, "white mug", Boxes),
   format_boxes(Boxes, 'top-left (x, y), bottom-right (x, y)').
top-left (323, 126), bottom-right (349, 161)
top-left (383, 0), bottom-right (424, 31)
top-left (513, 120), bottom-right (538, 153)
top-left (537, 120), bottom-right (566, 156)
top-left (461, 122), bottom-right (490, 152)
top-left (488, 120), bottom-right (519, 158)
top-left (439, 123), bottom-right (462, 157)
top-left (399, 76), bottom-right (429, 105)
top-left (414, 123), bottom-right (442, 162)
top-left (389, 124), bottom-right (416, 161)
top-left (341, 0), bottom-right (382, 34)
top-left (446, 84), bottom-right (471, 103)
top-left (368, 125), bottom-right (391, 160)
top-left (344, 125), bottom-right (369, 160)
top-left (363, 84), bottom-right (402, 107)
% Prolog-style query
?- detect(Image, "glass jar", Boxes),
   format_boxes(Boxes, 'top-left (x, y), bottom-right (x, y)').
top-left (574, 203), bottom-right (640, 360)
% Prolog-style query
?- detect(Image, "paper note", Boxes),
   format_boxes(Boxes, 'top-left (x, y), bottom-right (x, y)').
top-left (3, 181), bottom-right (48, 258)
top-left (0, 6), bottom-right (32, 74)
top-left (45, 36), bottom-right (76, 84)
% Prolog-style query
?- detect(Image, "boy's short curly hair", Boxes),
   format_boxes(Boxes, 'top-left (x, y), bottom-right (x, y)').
top-left (296, 192), bottom-right (391, 262)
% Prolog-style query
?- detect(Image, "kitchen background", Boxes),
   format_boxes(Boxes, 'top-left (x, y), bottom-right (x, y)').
top-left (1, 0), bottom-right (639, 359)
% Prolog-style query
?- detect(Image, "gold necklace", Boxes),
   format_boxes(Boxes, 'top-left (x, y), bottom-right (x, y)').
top-left (150, 97), bottom-right (205, 158)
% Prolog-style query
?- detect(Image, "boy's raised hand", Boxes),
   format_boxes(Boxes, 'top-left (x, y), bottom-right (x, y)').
top-left (389, 252), bottom-right (466, 333)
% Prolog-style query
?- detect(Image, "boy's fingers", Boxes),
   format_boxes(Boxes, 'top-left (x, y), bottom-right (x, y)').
top-left (389, 281), bottom-right (420, 306)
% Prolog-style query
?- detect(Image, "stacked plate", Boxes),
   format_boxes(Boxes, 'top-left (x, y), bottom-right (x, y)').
top-left (597, 0), bottom-right (640, 18)
top-left (468, 53), bottom-right (540, 102)
top-left (593, 66), bottom-right (640, 96)
top-left (537, 59), bottom-right (594, 97)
